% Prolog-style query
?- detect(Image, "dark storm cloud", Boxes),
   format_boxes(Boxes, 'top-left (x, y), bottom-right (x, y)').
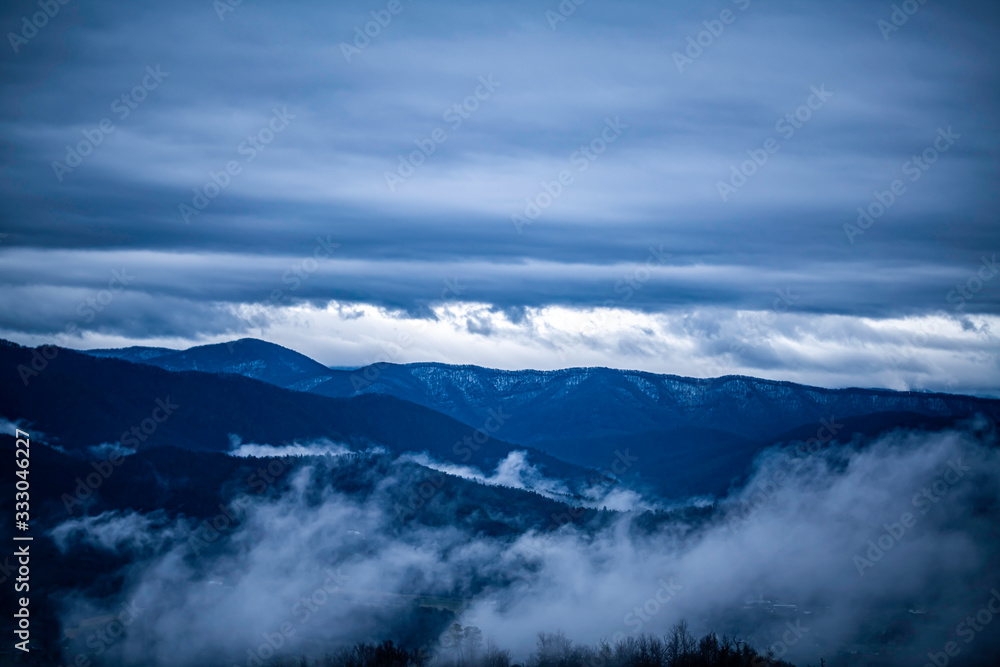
top-left (0, 0), bottom-right (998, 371)
top-left (0, 248), bottom-right (995, 322)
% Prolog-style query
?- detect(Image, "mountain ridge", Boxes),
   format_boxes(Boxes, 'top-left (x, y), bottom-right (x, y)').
top-left (0, 341), bottom-right (586, 486)
top-left (83, 338), bottom-right (999, 404)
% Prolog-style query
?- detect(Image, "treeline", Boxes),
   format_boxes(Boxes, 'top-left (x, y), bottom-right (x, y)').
top-left (268, 622), bottom-right (803, 667)
top-left (3, 626), bottom-right (807, 667)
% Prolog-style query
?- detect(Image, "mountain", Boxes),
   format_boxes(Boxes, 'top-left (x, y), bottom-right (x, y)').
top-left (4, 340), bottom-right (1000, 664)
top-left (87, 338), bottom-right (334, 391)
top-left (311, 362), bottom-right (1000, 443)
top-left (86, 339), bottom-right (1000, 444)
top-left (86, 345), bottom-right (177, 364)
top-left (0, 341), bottom-right (583, 483)
top-left (78, 338), bottom-right (1000, 498)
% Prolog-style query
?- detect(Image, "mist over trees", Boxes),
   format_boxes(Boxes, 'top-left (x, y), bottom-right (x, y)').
top-left (293, 623), bottom-right (799, 667)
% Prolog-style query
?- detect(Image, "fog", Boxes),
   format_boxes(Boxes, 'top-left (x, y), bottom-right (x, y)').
top-left (402, 450), bottom-right (655, 513)
top-left (50, 420), bottom-right (1000, 666)
top-left (227, 435), bottom-right (357, 459)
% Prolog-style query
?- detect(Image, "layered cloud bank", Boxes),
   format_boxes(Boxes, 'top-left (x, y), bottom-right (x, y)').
top-left (2, 0), bottom-right (999, 395)
top-left (4, 294), bottom-right (996, 396)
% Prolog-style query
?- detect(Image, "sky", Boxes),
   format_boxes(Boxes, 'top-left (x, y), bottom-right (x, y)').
top-left (1, 0), bottom-right (999, 395)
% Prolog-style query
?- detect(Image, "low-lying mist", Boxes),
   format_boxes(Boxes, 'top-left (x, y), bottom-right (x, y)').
top-left (50, 419), bottom-right (1000, 666)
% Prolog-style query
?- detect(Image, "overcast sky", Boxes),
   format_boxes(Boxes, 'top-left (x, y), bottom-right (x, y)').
top-left (1, 0), bottom-right (998, 395)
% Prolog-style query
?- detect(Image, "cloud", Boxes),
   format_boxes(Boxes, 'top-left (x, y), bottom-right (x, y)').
top-left (50, 510), bottom-right (184, 556)
top-left (226, 435), bottom-right (354, 459)
top-left (0, 416), bottom-right (23, 436)
top-left (407, 450), bottom-right (659, 512)
top-left (404, 450), bottom-right (573, 501)
top-left (8, 299), bottom-right (995, 396)
top-left (456, 420), bottom-right (1000, 661)
top-left (49, 420), bottom-right (1000, 665)
top-left (0, 0), bottom-right (998, 392)
top-left (88, 441), bottom-right (139, 460)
